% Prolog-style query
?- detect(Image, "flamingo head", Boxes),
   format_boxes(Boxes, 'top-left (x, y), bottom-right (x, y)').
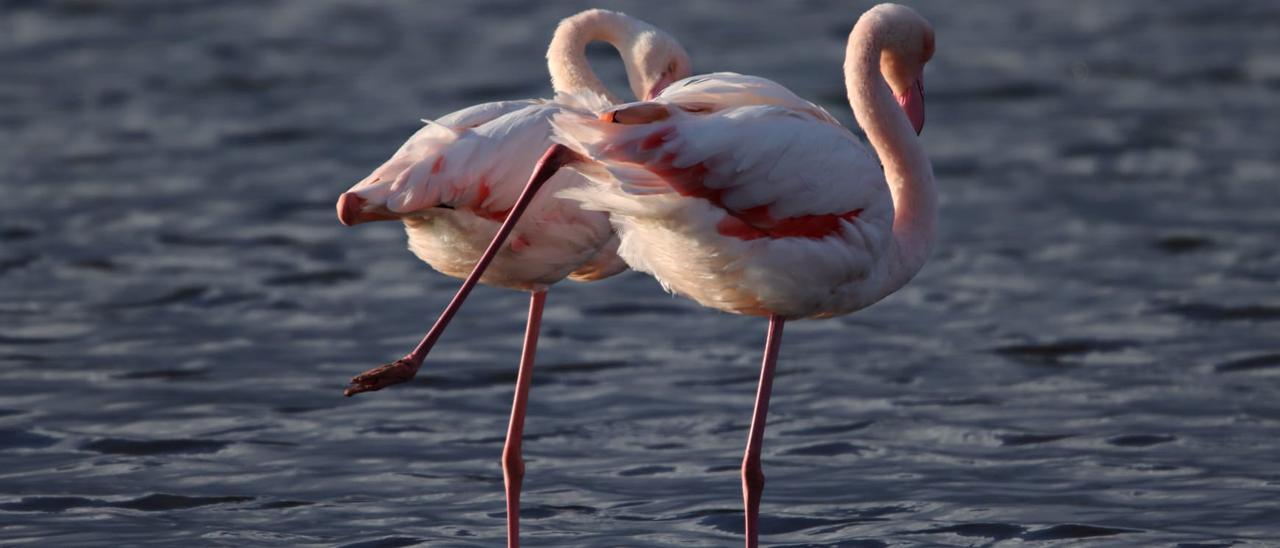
top-left (872, 4), bottom-right (934, 135)
top-left (624, 28), bottom-right (693, 101)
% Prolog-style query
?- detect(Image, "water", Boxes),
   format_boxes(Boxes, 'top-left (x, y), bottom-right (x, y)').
top-left (2, 0), bottom-right (1278, 545)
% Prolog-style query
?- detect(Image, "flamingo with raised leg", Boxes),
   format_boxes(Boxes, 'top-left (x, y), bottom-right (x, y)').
top-left (418, 4), bottom-right (937, 545)
top-left (335, 9), bottom-right (690, 547)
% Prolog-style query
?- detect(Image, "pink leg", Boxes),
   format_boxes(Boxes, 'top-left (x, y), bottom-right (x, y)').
top-left (502, 290), bottom-right (546, 548)
top-left (345, 145), bottom-right (580, 396)
top-left (742, 315), bottom-right (785, 548)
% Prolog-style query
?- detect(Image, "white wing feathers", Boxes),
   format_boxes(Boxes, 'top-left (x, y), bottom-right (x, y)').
top-left (553, 105), bottom-right (888, 221)
top-left (349, 92), bottom-right (615, 215)
top-left (552, 89), bottom-right (613, 115)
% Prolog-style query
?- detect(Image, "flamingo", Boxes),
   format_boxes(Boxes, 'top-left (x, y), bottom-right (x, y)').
top-left (334, 9), bottom-right (690, 546)
top-left (415, 4), bottom-right (937, 545)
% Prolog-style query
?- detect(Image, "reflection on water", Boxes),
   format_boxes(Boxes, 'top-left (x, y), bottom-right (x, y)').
top-left (1, 0), bottom-right (1278, 545)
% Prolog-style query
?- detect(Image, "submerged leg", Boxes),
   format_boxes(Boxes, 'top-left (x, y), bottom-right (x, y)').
top-left (344, 145), bottom-right (581, 397)
top-left (503, 290), bottom-right (547, 548)
top-left (742, 315), bottom-right (785, 548)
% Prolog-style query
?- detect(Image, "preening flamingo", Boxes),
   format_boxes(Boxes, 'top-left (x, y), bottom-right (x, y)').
top-left (335, 9), bottom-right (690, 546)
top-left (422, 4), bottom-right (937, 546)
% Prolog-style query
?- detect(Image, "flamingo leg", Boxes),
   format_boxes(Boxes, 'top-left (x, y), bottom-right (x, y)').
top-left (742, 315), bottom-right (785, 548)
top-left (502, 289), bottom-right (546, 548)
top-left (344, 144), bottom-right (579, 397)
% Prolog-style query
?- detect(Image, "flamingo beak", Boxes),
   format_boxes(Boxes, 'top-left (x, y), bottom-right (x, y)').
top-left (337, 191), bottom-right (399, 226)
top-left (896, 76), bottom-right (925, 135)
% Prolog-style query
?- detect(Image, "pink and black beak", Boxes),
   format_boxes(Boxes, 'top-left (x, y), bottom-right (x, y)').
top-left (896, 76), bottom-right (925, 135)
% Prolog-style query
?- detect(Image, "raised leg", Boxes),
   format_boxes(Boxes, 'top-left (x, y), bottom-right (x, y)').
top-left (742, 315), bottom-right (785, 548)
top-left (502, 290), bottom-right (547, 548)
top-left (344, 145), bottom-right (580, 396)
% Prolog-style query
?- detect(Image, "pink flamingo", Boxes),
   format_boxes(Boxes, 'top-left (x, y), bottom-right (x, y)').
top-left (335, 9), bottom-right (690, 547)
top-left (418, 4), bottom-right (937, 545)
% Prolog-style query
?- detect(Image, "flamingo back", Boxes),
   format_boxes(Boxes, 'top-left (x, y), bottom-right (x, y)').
top-left (552, 103), bottom-right (900, 318)
top-left (654, 72), bottom-right (841, 125)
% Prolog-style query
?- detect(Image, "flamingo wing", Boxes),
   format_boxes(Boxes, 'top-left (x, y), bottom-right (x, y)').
top-left (345, 103), bottom-right (575, 218)
top-left (342, 99), bottom-right (547, 208)
top-left (553, 103), bottom-right (898, 317)
top-left (555, 104), bottom-right (893, 245)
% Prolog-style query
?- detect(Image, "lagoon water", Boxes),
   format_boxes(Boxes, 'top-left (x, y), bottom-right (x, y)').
top-left (2, 1), bottom-right (1278, 545)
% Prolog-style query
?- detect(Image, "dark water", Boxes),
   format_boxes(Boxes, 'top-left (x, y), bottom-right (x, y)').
top-left (2, 0), bottom-right (1279, 545)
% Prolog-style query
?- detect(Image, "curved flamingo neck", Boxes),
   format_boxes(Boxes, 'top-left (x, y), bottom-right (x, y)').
top-left (846, 16), bottom-right (937, 298)
top-left (547, 10), bottom-right (639, 103)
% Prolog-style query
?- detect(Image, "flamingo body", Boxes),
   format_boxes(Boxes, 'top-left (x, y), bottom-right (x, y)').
top-left (341, 93), bottom-right (622, 291)
top-left (554, 73), bottom-right (907, 318)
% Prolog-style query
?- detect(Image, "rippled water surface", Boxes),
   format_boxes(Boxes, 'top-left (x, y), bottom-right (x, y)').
top-left (2, 1), bottom-right (1279, 545)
